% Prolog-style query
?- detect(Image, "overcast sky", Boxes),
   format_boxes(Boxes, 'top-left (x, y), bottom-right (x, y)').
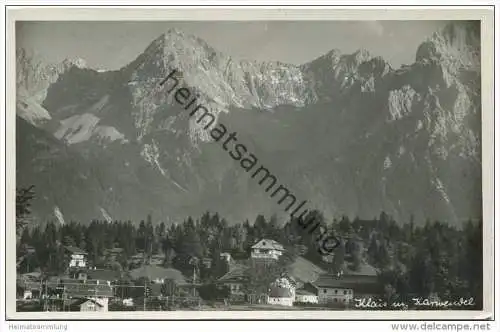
top-left (16, 21), bottom-right (449, 70)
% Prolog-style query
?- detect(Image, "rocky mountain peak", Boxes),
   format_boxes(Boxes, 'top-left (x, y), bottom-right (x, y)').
top-left (61, 57), bottom-right (87, 69)
top-left (415, 21), bottom-right (480, 73)
top-left (129, 30), bottom-right (316, 115)
top-left (16, 48), bottom-right (89, 103)
top-left (16, 21), bottom-right (482, 226)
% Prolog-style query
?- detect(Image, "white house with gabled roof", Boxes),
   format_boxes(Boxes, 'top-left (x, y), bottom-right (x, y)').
top-left (251, 239), bottom-right (284, 260)
top-left (65, 246), bottom-right (87, 269)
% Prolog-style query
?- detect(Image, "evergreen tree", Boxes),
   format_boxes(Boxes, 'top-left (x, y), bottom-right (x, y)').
top-left (136, 220), bottom-right (146, 252)
top-left (377, 240), bottom-right (392, 268)
top-left (16, 185), bottom-right (35, 237)
top-left (209, 248), bottom-right (229, 281)
top-left (254, 215), bottom-right (268, 239)
top-left (332, 238), bottom-right (346, 274)
top-left (180, 217), bottom-right (203, 258)
top-left (145, 214), bottom-right (155, 258)
top-left (351, 240), bottom-right (363, 271)
top-left (338, 215), bottom-right (352, 235)
top-left (267, 214), bottom-right (281, 240)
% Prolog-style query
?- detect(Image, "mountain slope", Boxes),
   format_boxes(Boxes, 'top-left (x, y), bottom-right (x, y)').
top-left (16, 22), bottom-right (482, 225)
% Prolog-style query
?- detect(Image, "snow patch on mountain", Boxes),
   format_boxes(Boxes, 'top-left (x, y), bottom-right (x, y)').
top-left (100, 207), bottom-right (113, 223)
top-left (88, 95), bottom-right (110, 113)
top-left (16, 96), bottom-right (52, 126)
top-left (54, 206), bottom-right (65, 225)
top-left (54, 113), bottom-right (126, 145)
top-left (141, 140), bottom-right (167, 176)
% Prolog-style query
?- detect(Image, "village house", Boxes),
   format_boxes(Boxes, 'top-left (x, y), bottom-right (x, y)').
top-left (69, 269), bottom-right (88, 281)
top-left (295, 289), bottom-right (319, 304)
top-left (122, 298), bottom-right (134, 307)
top-left (20, 277), bottom-right (113, 312)
top-left (216, 264), bottom-right (248, 301)
top-left (216, 255), bottom-right (324, 304)
top-left (149, 253), bottom-right (166, 266)
top-left (267, 287), bottom-right (294, 306)
top-left (128, 265), bottom-right (187, 285)
top-left (63, 279), bottom-right (114, 312)
top-left (343, 263), bottom-right (379, 285)
top-left (87, 269), bottom-right (123, 283)
top-left (266, 276), bottom-right (296, 306)
top-left (305, 263), bottom-right (380, 306)
top-left (23, 290), bottom-right (34, 300)
top-left (306, 274), bottom-right (354, 306)
top-left (201, 257), bottom-right (213, 269)
top-left (103, 248), bottom-right (124, 262)
top-left (17, 273), bottom-right (42, 300)
top-left (285, 256), bottom-right (326, 288)
top-left (17, 281), bottom-right (37, 301)
top-left (251, 239), bottom-right (284, 260)
top-left (220, 252), bottom-right (232, 264)
top-left (65, 246), bottom-right (87, 269)
top-left (129, 251), bottom-right (147, 267)
top-left (68, 298), bottom-right (106, 312)
top-left (69, 268), bottom-right (123, 287)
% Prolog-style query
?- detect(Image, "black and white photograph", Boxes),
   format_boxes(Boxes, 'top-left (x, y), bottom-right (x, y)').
top-left (5, 6), bottom-right (495, 321)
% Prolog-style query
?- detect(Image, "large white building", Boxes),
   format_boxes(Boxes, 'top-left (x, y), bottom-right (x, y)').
top-left (65, 246), bottom-right (87, 269)
top-left (251, 239), bottom-right (284, 260)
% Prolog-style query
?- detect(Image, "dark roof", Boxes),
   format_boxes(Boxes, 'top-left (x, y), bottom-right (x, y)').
top-left (17, 278), bottom-right (40, 291)
top-left (69, 298), bottom-right (103, 307)
top-left (50, 277), bottom-right (75, 285)
top-left (344, 263), bottom-right (378, 277)
top-left (128, 265), bottom-right (186, 284)
top-left (64, 246), bottom-right (87, 255)
top-left (151, 253), bottom-right (165, 258)
top-left (20, 272), bottom-right (42, 281)
top-left (269, 287), bottom-right (293, 298)
top-left (130, 253), bottom-right (146, 260)
top-left (63, 281), bottom-right (114, 298)
top-left (286, 256), bottom-right (326, 284)
top-left (296, 289), bottom-right (316, 296)
top-left (217, 264), bottom-right (248, 283)
top-left (103, 249), bottom-right (124, 257)
top-left (252, 239), bottom-right (284, 251)
top-left (86, 269), bottom-right (122, 281)
top-left (46, 276), bottom-right (65, 284)
top-left (311, 274), bottom-right (380, 294)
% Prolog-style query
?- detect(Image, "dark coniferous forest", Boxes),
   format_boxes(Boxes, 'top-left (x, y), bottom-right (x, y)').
top-left (16, 186), bottom-right (483, 309)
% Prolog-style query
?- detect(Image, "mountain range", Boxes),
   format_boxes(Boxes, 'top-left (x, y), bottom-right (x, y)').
top-left (16, 21), bottom-right (482, 226)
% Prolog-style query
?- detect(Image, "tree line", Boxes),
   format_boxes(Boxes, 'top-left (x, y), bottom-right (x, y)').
top-left (16, 187), bottom-right (482, 309)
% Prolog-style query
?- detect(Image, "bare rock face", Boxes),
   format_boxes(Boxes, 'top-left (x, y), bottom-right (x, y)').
top-left (16, 48), bottom-right (86, 103)
top-left (16, 22), bottom-right (482, 225)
